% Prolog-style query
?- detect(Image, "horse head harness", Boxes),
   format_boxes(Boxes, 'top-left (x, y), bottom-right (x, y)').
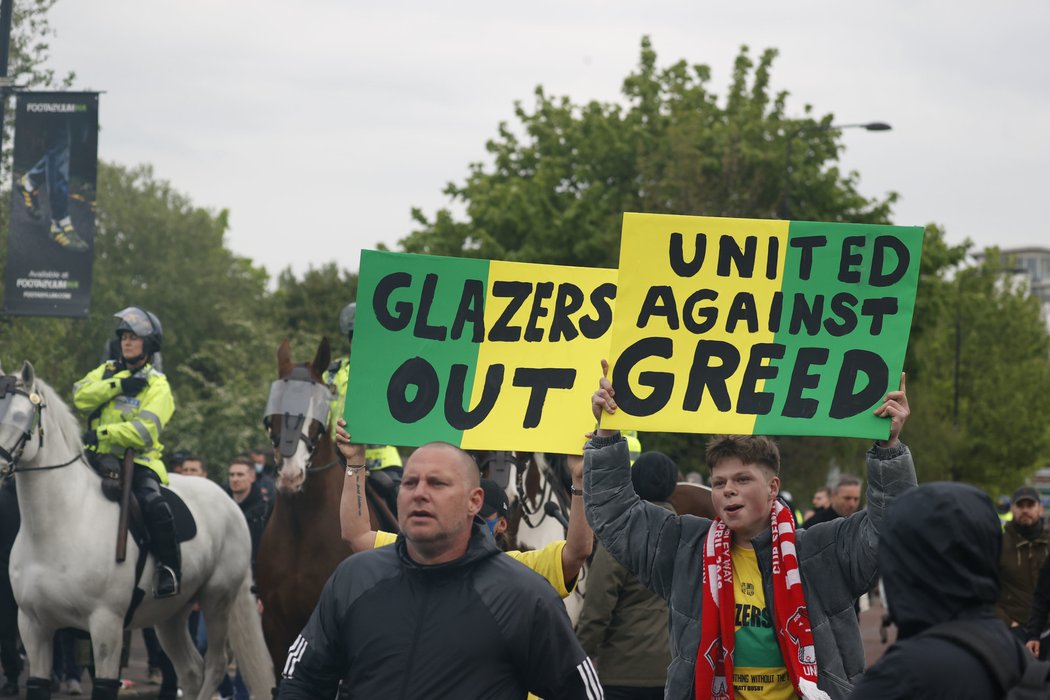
top-left (0, 377), bottom-right (81, 474)
top-left (263, 366), bottom-right (337, 475)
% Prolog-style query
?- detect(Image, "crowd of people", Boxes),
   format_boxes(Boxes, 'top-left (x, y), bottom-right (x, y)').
top-left (4, 302), bottom-right (1050, 699)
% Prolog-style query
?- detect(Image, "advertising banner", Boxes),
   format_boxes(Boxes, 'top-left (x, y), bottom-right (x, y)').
top-left (3, 92), bottom-right (99, 317)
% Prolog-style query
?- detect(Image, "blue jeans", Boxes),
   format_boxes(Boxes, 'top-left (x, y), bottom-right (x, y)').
top-left (52, 629), bottom-right (80, 682)
top-left (26, 124), bottom-right (70, 222)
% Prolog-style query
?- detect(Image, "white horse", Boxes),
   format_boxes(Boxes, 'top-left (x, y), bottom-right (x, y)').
top-left (504, 452), bottom-right (587, 623)
top-left (0, 362), bottom-right (273, 700)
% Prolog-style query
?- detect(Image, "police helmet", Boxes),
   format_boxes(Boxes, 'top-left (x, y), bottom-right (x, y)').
top-left (339, 302), bottom-right (356, 339)
top-left (114, 306), bottom-right (163, 355)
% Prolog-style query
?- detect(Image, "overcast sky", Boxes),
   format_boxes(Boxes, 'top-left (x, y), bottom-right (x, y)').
top-left (45, 0), bottom-right (1050, 279)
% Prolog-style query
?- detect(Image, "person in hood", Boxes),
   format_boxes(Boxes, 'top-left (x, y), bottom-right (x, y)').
top-left (849, 482), bottom-right (1031, 698)
top-left (277, 441), bottom-right (600, 699)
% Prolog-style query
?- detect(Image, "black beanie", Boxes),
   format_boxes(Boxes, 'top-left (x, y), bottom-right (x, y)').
top-left (631, 451), bottom-right (678, 502)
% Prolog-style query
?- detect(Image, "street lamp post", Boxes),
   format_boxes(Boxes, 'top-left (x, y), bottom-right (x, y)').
top-left (950, 265), bottom-right (1027, 480)
top-left (779, 121), bottom-right (892, 219)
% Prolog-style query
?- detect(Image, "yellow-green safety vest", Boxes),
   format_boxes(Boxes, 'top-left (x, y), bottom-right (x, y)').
top-left (73, 361), bottom-right (174, 484)
top-left (624, 430), bottom-right (643, 466)
top-left (327, 355), bottom-right (401, 470)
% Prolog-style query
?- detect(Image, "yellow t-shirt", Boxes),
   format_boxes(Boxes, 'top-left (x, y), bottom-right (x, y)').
top-left (731, 544), bottom-right (796, 700)
top-left (372, 531), bottom-right (572, 598)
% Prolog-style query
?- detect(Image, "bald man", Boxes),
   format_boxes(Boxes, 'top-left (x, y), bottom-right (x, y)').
top-left (278, 442), bottom-right (601, 699)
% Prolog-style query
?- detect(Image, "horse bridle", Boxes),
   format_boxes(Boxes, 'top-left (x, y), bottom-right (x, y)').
top-left (0, 379), bottom-right (82, 475)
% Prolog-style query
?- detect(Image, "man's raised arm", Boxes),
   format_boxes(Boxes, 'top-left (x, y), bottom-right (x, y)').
top-left (335, 419), bottom-right (380, 553)
top-left (807, 372), bottom-right (917, 598)
top-left (560, 453), bottom-right (593, 588)
top-left (584, 360), bottom-right (692, 599)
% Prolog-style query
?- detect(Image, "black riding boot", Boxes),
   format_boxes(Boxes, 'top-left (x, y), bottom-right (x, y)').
top-left (146, 500), bottom-right (181, 598)
top-left (90, 678), bottom-right (120, 700)
top-left (25, 676), bottom-right (50, 700)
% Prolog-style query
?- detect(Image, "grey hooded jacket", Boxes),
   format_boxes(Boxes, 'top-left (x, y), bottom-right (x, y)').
top-left (584, 434), bottom-right (916, 699)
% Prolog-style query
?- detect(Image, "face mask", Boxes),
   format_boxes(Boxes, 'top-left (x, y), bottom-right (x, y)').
top-left (255, 462), bottom-right (264, 474)
top-left (485, 518), bottom-right (498, 535)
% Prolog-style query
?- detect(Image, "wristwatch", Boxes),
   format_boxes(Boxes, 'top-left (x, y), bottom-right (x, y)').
top-left (570, 484), bottom-right (584, 497)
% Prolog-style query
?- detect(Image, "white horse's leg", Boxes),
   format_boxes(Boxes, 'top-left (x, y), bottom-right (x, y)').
top-left (155, 607), bottom-right (202, 699)
top-left (18, 610), bottom-right (54, 700)
top-left (197, 596), bottom-right (233, 700)
top-left (87, 610), bottom-right (129, 700)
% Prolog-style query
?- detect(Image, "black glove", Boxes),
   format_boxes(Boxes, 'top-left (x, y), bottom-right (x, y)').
top-left (82, 429), bottom-right (99, 448)
top-left (120, 376), bottom-right (148, 396)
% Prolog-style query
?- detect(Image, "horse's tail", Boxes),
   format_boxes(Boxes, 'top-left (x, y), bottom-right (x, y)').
top-left (228, 574), bottom-right (275, 698)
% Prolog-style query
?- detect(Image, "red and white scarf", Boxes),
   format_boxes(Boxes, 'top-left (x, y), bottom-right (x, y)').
top-left (695, 500), bottom-right (830, 700)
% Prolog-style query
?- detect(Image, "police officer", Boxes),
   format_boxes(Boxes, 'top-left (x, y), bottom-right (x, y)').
top-left (327, 304), bottom-right (402, 502)
top-left (73, 307), bottom-right (179, 598)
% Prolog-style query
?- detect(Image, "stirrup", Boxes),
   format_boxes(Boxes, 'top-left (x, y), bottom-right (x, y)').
top-left (153, 564), bottom-right (180, 599)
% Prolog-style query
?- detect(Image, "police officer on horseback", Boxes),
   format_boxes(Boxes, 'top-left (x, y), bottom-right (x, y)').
top-left (73, 307), bottom-right (180, 598)
top-left (328, 303), bottom-right (403, 511)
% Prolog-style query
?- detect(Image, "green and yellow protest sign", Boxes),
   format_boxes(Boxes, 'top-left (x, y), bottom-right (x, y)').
top-left (603, 213), bottom-right (924, 439)
top-left (346, 250), bottom-right (615, 454)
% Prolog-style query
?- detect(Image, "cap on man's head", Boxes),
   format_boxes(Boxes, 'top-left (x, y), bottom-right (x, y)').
top-left (480, 479), bottom-right (509, 519)
top-left (1012, 486), bottom-right (1041, 505)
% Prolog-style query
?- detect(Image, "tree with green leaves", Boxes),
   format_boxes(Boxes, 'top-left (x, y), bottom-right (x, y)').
top-left (401, 37), bottom-right (894, 269)
top-left (270, 262), bottom-right (358, 359)
top-left (401, 38), bottom-right (898, 494)
top-left (902, 235), bottom-right (1050, 492)
top-left (400, 38), bottom-right (1050, 496)
top-left (2, 163), bottom-right (278, 476)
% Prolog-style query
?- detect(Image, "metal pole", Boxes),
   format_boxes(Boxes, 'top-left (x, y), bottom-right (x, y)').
top-left (952, 278), bottom-right (962, 481)
top-left (0, 0), bottom-right (13, 153)
top-left (949, 264), bottom-right (1025, 481)
top-left (0, 0), bottom-right (12, 78)
top-left (780, 129), bottom-right (798, 219)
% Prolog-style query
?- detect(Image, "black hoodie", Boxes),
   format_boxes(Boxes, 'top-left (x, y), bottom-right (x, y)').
top-left (851, 482), bottom-right (1029, 699)
top-left (277, 518), bottom-right (600, 699)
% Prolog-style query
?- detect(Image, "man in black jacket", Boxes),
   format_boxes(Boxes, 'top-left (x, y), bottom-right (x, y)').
top-left (801, 474), bottom-right (861, 528)
top-left (277, 441), bottom-right (601, 699)
top-left (850, 483), bottom-right (1030, 698)
top-left (226, 455), bottom-right (271, 571)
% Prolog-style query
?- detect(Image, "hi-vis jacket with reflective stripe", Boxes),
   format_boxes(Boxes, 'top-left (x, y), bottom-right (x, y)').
top-left (73, 361), bottom-right (174, 484)
top-left (325, 355), bottom-right (350, 435)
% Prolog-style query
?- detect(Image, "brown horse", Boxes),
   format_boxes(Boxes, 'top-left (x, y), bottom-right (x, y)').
top-left (255, 338), bottom-right (397, 681)
top-left (669, 481), bottom-right (716, 519)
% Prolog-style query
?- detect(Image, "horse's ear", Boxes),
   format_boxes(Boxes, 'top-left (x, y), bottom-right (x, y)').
top-left (313, 337), bottom-right (332, 378)
top-left (277, 338), bottom-right (292, 377)
top-left (19, 361), bottom-right (35, 389)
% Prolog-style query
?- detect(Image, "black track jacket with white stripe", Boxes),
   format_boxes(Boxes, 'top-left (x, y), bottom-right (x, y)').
top-left (277, 519), bottom-right (602, 700)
